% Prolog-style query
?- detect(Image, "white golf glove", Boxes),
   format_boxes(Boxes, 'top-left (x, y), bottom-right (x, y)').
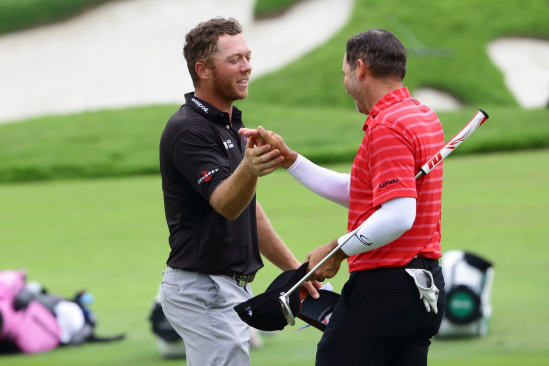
top-left (405, 269), bottom-right (439, 314)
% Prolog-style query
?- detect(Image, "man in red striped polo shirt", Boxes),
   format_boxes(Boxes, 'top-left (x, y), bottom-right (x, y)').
top-left (240, 29), bottom-right (445, 365)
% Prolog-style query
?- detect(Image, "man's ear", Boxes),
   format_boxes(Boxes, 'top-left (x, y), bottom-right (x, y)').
top-left (356, 59), bottom-right (367, 81)
top-left (195, 61), bottom-right (211, 82)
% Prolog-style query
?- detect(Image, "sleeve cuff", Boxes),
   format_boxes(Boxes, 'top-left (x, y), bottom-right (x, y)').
top-left (286, 153), bottom-right (303, 173)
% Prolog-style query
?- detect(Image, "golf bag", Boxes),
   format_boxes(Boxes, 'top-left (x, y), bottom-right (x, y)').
top-left (0, 270), bottom-right (124, 354)
top-left (437, 251), bottom-right (494, 337)
top-left (0, 270), bottom-right (60, 354)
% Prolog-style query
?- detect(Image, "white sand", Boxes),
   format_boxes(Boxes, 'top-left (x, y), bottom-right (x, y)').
top-left (488, 38), bottom-right (549, 109)
top-left (0, 0), bottom-right (353, 123)
top-left (412, 88), bottom-right (461, 111)
top-left (2, 2), bottom-right (547, 124)
top-left (414, 37), bottom-right (549, 111)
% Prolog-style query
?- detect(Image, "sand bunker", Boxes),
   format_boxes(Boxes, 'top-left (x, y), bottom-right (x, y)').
top-left (2, 3), bottom-right (547, 124)
top-left (0, 0), bottom-right (353, 123)
top-left (412, 88), bottom-right (462, 111)
top-left (488, 37), bottom-right (549, 109)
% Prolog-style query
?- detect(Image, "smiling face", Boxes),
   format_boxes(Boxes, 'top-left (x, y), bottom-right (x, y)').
top-left (209, 33), bottom-right (252, 103)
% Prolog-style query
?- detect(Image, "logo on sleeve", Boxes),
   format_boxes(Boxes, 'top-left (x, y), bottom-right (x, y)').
top-left (355, 234), bottom-right (373, 246)
top-left (223, 139), bottom-right (234, 149)
top-left (198, 168), bottom-right (218, 184)
top-left (379, 178), bottom-right (399, 189)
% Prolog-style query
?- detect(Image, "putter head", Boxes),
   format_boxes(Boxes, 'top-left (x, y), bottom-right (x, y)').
top-left (279, 294), bottom-right (295, 326)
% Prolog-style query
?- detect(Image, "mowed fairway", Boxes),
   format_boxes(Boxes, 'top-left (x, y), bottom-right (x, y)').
top-left (0, 150), bottom-right (548, 365)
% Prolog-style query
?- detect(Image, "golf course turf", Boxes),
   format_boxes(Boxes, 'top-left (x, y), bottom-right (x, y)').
top-left (1, 150), bottom-right (548, 365)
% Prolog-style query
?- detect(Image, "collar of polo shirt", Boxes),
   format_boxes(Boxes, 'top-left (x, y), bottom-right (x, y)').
top-left (363, 87), bottom-right (412, 131)
top-left (184, 92), bottom-right (242, 128)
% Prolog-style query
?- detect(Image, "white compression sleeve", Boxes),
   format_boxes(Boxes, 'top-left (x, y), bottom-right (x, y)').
top-left (340, 197), bottom-right (416, 256)
top-left (286, 154), bottom-right (350, 208)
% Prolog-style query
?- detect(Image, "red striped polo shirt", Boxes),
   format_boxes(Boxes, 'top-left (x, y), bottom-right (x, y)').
top-left (347, 87), bottom-right (445, 272)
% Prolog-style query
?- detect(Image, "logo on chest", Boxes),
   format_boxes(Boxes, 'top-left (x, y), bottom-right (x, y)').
top-left (379, 178), bottom-right (399, 189)
top-left (223, 139), bottom-right (234, 149)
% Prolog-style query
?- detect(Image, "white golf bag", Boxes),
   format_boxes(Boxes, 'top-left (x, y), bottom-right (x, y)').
top-left (438, 250), bottom-right (494, 337)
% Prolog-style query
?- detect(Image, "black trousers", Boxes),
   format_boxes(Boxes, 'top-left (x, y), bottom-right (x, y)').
top-left (316, 261), bottom-right (446, 366)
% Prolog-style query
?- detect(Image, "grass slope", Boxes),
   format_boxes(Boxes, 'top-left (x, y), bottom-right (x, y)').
top-left (0, 0), bottom-right (113, 35)
top-left (0, 103), bottom-right (548, 182)
top-left (1, 0), bottom-right (547, 183)
top-left (0, 150), bottom-right (548, 365)
top-left (254, 0), bottom-right (302, 18)
top-left (244, 0), bottom-right (549, 109)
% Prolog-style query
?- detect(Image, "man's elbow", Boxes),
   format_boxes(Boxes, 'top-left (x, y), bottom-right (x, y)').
top-left (215, 207), bottom-right (241, 221)
top-left (401, 217), bottom-right (415, 234)
top-left (209, 189), bottom-right (241, 220)
top-left (397, 209), bottom-right (416, 234)
top-left (388, 209), bottom-right (416, 237)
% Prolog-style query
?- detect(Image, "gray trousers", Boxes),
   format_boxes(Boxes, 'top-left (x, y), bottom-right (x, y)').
top-left (160, 267), bottom-right (253, 366)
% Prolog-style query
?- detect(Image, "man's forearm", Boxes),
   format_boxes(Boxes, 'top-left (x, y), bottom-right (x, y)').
top-left (287, 154), bottom-right (350, 208)
top-left (209, 164), bottom-right (257, 220)
top-left (209, 138), bottom-right (283, 220)
top-left (340, 197), bottom-right (416, 256)
top-left (256, 202), bottom-right (300, 271)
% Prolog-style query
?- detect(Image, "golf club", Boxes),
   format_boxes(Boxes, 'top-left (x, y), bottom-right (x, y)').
top-left (415, 109), bottom-right (489, 178)
top-left (279, 108), bottom-right (490, 327)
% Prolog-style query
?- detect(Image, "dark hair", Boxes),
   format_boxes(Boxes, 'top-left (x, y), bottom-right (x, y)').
top-left (346, 29), bottom-right (407, 80)
top-left (183, 17), bottom-right (243, 86)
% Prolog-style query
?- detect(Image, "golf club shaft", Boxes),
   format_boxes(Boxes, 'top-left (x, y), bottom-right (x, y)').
top-left (284, 109), bottom-right (490, 301)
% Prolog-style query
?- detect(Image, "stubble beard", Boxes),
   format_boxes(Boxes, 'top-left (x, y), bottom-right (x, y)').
top-left (212, 69), bottom-right (248, 103)
top-left (347, 80), bottom-right (364, 114)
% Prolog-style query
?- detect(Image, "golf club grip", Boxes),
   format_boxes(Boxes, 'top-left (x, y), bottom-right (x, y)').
top-left (415, 109), bottom-right (489, 179)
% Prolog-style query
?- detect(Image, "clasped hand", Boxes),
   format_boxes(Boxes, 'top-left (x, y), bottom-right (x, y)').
top-left (239, 126), bottom-right (297, 169)
top-left (243, 134), bottom-right (284, 177)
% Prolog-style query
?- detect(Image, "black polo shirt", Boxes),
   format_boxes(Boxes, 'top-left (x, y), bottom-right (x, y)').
top-left (159, 92), bottom-right (263, 275)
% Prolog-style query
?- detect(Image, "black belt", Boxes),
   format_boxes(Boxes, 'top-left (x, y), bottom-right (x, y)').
top-left (225, 271), bottom-right (256, 287)
top-left (401, 258), bottom-right (439, 270)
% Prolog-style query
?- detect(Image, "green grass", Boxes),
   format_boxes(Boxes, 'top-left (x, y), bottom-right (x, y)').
top-left (0, 0), bottom-right (113, 35)
top-left (0, 0), bottom-right (547, 183)
top-left (254, 0), bottom-right (302, 18)
top-left (0, 150), bottom-right (548, 365)
top-left (0, 103), bottom-right (548, 182)
top-left (244, 0), bottom-right (549, 109)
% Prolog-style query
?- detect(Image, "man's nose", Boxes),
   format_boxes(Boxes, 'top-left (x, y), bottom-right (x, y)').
top-left (241, 58), bottom-right (252, 73)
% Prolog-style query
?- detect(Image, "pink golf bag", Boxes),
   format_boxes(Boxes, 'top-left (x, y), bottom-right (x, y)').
top-left (0, 270), bottom-right (60, 354)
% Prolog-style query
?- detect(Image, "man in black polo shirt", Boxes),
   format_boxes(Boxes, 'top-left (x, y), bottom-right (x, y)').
top-left (159, 18), bottom-right (318, 366)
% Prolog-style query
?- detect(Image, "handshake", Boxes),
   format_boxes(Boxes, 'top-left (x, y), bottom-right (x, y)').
top-left (238, 126), bottom-right (298, 176)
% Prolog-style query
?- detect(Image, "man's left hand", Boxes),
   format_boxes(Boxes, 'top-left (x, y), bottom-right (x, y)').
top-left (300, 280), bottom-right (323, 300)
top-left (305, 239), bottom-right (349, 282)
